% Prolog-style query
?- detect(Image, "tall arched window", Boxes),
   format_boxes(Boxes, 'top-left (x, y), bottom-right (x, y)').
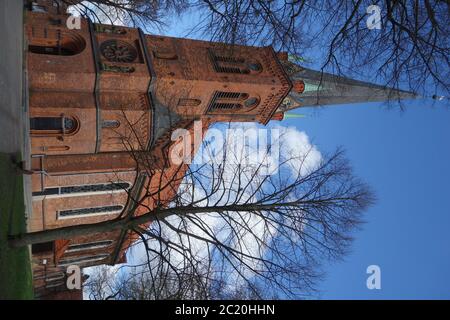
top-left (58, 205), bottom-right (124, 219)
top-left (28, 30), bottom-right (86, 56)
top-left (32, 182), bottom-right (131, 197)
top-left (30, 116), bottom-right (78, 136)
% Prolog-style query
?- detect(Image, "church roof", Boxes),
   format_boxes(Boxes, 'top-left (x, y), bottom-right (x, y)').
top-left (278, 60), bottom-right (418, 112)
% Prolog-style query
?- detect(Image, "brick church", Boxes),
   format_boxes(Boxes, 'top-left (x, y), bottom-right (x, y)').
top-left (25, 0), bottom-right (415, 299)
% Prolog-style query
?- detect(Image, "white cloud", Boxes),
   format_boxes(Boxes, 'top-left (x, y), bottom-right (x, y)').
top-left (89, 124), bottom-right (322, 297)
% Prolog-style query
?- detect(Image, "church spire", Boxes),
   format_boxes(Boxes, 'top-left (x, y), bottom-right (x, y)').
top-left (277, 59), bottom-right (418, 113)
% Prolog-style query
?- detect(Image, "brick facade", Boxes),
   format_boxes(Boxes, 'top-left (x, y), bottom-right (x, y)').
top-left (24, 0), bottom-right (291, 299)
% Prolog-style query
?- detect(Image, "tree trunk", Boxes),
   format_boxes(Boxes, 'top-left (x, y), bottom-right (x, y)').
top-left (8, 203), bottom-right (293, 248)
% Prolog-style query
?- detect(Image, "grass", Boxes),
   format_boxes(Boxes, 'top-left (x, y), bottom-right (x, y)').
top-left (0, 153), bottom-right (33, 299)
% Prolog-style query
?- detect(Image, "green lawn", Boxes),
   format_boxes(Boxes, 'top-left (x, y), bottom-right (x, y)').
top-left (0, 153), bottom-right (33, 299)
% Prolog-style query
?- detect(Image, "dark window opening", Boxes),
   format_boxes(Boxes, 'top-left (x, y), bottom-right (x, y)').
top-left (32, 241), bottom-right (54, 254)
top-left (244, 97), bottom-right (259, 108)
top-left (28, 45), bottom-right (76, 55)
top-left (28, 30), bottom-right (86, 56)
top-left (59, 205), bottom-right (124, 218)
top-left (30, 116), bottom-right (77, 135)
top-left (102, 120), bottom-right (120, 128)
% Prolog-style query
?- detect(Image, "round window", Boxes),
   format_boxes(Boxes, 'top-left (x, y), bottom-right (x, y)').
top-left (100, 40), bottom-right (137, 63)
top-left (64, 118), bottom-right (76, 130)
top-left (244, 97), bottom-right (259, 108)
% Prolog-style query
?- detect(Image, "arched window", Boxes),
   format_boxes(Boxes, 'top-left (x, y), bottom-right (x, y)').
top-left (28, 30), bottom-right (86, 56)
top-left (58, 205), bottom-right (124, 219)
top-left (66, 240), bottom-right (114, 253)
top-left (208, 49), bottom-right (262, 74)
top-left (30, 116), bottom-right (78, 136)
top-left (178, 98), bottom-right (202, 107)
top-left (58, 254), bottom-right (109, 267)
top-left (207, 91), bottom-right (259, 112)
top-left (102, 120), bottom-right (120, 128)
top-left (32, 182), bottom-right (131, 197)
top-left (244, 97), bottom-right (260, 108)
top-left (153, 50), bottom-right (178, 60)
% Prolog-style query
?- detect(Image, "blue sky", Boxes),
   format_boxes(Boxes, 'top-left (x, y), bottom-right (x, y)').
top-left (282, 99), bottom-right (450, 299)
top-left (150, 10), bottom-right (450, 300)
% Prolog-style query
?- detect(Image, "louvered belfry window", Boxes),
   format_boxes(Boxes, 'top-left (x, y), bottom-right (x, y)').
top-left (208, 91), bottom-right (249, 112)
top-left (208, 49), bottom-right (263, 74)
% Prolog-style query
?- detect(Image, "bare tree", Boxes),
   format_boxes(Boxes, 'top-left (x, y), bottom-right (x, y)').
top-left (11, 124), bottom-right (374, 297)
top-left (60, 0), bottom-right (186, 30)
top-left (85, 262), bottom-right (275, 299)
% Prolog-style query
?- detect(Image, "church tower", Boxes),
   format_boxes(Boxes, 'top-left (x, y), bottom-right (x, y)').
top-left (24, 0), bottom-right (415, 298)
top-left (25, 0), bottom-right (292, 298)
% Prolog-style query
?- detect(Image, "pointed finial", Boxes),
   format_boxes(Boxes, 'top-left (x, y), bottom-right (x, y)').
top-left (283, 113), bottom-right (307, 119)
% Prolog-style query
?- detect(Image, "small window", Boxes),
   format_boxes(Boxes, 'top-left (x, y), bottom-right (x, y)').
top-left (248, 62), bottom-right (262, 72)
top-left (153, 50), bottom-right (178, 60)
top-left (102, 120), bottom-right (120, 128)
top-left (244, 97), bottom-right (259, 108)
top-left (32, 241), bottom-right (54, 254)
top-left (44, 146), bottom-right (70, 152)
top-left (178, 98), bottom-right (201, 107)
